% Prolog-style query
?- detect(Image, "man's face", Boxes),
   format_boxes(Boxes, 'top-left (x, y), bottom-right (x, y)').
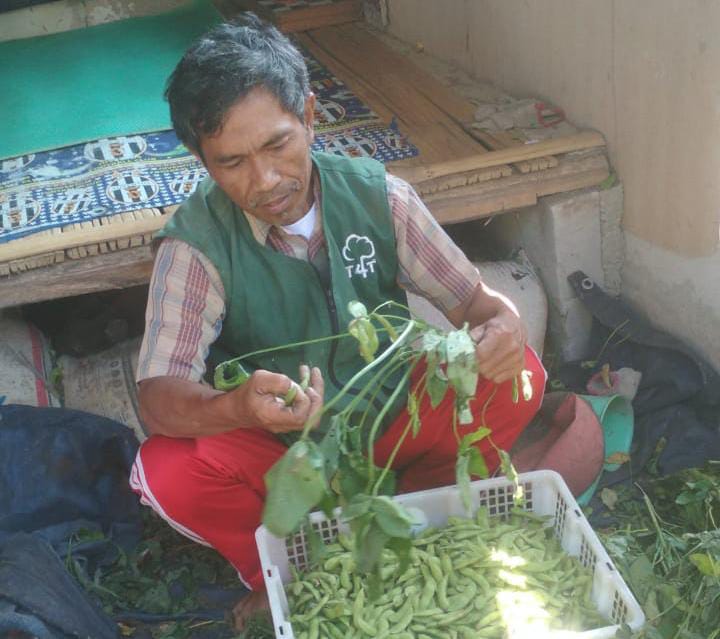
top-left (198, 87), bottom-right (316, 226)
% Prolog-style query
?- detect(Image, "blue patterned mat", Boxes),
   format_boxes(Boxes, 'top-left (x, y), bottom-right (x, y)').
top-left (0, 49), bottom-right (417, 245)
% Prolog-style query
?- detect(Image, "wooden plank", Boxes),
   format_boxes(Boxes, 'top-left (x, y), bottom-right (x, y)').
top-left (0, 246), bottom-right (154, 309)
top-left (393, 160), bottom-right (509, 197)
top-left (0, 209), bottom-right (172, 263)
top-left (298, 26), bottom-right (498, 168)
top-left (232, 0), bottom-right (362, 33)
top-left (470, 128), bottom-right (559, 173)
top-left (390, 131), bottom-right (605, 186)
top-left (424, 151), bottom-right (610, 225)
top-left (0, 152), bottom-right (607, 307)
top-left (276, 1), bottom-right (362, 32)
top-left (323, 24), bottom-right (477, 124)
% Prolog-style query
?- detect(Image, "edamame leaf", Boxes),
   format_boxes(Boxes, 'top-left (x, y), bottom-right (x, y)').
top-left (371, 496), bottom-right (413, 538)
top-left (263, 441), bottom-right (327, 537)
top-left (348, 300), bottom-right (368, 318)
top-left (446, 327), bottom-right (478, 399)
top-left (349, 317), bottom-right (379, 363)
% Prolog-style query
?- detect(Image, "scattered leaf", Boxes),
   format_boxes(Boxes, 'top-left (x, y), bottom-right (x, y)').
top-left (689, 552), bottom-right (720, 577)
top-left (606, 452), bottom-right (631, 465)
top-left (600, 487), bottom-right (619, 510)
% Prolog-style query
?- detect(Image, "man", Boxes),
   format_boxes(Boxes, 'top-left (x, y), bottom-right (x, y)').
top-left (131, 13), bottom-right (545, 626)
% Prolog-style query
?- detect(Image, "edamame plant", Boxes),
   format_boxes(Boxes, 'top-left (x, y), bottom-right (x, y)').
top-left (214, 300), bottom-right (532, 587)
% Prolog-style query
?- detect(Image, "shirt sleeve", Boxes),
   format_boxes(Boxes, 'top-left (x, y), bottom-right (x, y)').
top-left (387, 173), bottom-right (482, 313)
top-left (136, 238), bottom-right (226, 383)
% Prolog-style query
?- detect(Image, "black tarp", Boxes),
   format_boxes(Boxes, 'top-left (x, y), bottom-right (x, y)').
top-left (0, 405), bottom-right (141, 638)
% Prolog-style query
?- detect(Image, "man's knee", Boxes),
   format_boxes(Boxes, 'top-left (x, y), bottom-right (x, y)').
top-left (130, 435), bottom-right (208, 524)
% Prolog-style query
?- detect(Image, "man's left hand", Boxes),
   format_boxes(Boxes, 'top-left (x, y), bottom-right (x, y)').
top-left (469, 309), bottom-right (527, 384)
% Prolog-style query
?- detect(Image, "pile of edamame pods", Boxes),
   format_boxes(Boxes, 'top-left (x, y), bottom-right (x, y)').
top-left (287, 508), bottom-right (608, 638)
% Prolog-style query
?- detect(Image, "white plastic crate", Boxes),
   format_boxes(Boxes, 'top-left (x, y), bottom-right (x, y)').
top-left (256, 470), bottom-right (645, 638)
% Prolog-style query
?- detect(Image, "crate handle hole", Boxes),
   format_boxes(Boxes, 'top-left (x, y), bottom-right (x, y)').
top-left (606, 561), bottom-right (615, 572)
top-left (574, 509), bottom-right (581, 517)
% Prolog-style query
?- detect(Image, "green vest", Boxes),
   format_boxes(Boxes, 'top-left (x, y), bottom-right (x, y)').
top-left (159, 151), bottom-right (409, 441)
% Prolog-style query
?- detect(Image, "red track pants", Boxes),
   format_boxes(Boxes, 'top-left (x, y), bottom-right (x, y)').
top-left (130, 347), bottom-right (545, 590)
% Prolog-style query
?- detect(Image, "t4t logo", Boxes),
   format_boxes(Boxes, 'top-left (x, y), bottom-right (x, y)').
top-left (342, 234), bottom-right (376, 279)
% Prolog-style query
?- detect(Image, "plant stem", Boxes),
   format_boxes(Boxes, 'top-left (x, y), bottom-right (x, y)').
top-left (350, 350), bottom-right (416, 431)
top-left (375, 313), bottom-right (426, 326)
top-left (479, 384), bottom-right (498, 429)
top-left (370, 365), bottom-right (428, 495)
top-left (216, 315), bottom-right (406, 373)
top-left (372, 417), bottom-right (415, 496)
top-left (300, 320), bottom-right (417, 439)
top-left (218, 332), bottom-right (352, 367)
top-left (594, 318), bottom-right (630, 362)
top-left (371, 300), bottom-right (413, 316)
top-left (366, 357), bottom-right (419, 486)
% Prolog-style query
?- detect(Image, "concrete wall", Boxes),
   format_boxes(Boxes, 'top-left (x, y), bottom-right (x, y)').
top-left (386, 0), bottom-right (720, 369)
top-left (0, 0), bottom-right (186, 41)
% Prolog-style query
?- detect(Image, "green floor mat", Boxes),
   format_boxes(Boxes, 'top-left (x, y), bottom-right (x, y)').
top-left (0, 0), bottom-right (221, 160)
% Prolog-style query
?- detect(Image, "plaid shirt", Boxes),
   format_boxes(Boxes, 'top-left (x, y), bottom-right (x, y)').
top-left (137, 173), bottom-right (481, 383)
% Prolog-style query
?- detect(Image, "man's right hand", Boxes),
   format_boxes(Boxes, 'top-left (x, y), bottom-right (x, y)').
top-left (232, 365), bottom-right (324, 434)
top-left (137, 365), bottom-right (324, 439)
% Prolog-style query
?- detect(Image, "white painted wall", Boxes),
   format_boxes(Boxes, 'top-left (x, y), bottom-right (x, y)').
top-left (386, 0), bottom-right (720, 369)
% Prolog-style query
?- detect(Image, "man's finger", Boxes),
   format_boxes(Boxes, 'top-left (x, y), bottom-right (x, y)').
top-left (309, 366), bottom-right (324, 396)
top-left (475, 338), bottom-right (520, 375)
top-left (253, 369), bottom-right (294, 396)
top-left (480, 354), bottom-right (525, 383)
top-left (287, 385), bottom-right (311, 416)
top-left (486, 366), bottom-right (522, 385)
top-left (477, 348), bottom-right (524, 378)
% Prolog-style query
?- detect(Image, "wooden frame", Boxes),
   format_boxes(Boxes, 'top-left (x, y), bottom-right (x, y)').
top-left (0, 23), bottom-right (609, 306)
top-left (231, 0), bottom-right (363, 33)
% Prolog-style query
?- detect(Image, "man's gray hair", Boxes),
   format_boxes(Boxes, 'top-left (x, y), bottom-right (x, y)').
top-left (165, 13), bottom-right (311, 154)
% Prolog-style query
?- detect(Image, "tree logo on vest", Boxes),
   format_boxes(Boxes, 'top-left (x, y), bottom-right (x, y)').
top-left (342, 234), bottom-right (376, 279)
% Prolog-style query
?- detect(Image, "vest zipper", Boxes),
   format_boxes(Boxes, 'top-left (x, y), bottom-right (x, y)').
top-left (310, 264), bottom-right (387, 417)
top-left (310, 263), bottom-right (347, 395)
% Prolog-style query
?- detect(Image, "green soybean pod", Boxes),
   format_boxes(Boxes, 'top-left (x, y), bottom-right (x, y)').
top-left (511, 376), bottom-right (520, 403)
top-left (284, 382), bottom-right (298, 406)
top-left (376, 615), bottom-right (390, 635)
top-left (294, 594), bottom-right (329, 624)
top-left (412, 607), bottom-right (443, 618)
top-left (435, 606), bottom-right (470, 627)
top-left (324, 622), bottom-right (346, 639)
top-left (440, 551), bottom-right (453, 576)
top-left (352, 589), bottom-right (377, 636)
top-left (418, 576), bottom-right (436, 609)
top-left (299, 366), bottom-right (311, 391)
top-left (389, 603), bottom-right (414, 634)
top-left (307, 617), bottom-right (319, 639)
top-left (448, 580), bottom-right (476, 611)
top-left (436, 574), bottom-right (450, 610)
top-left (476, 609), bottom-right (502, 628)
top-left (428, 556), bottom-right (444, 583)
